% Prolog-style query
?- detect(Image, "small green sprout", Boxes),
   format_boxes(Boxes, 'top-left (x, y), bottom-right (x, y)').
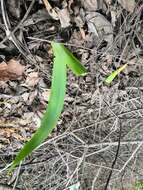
top-left (105, 64), bottom-right (127, 84)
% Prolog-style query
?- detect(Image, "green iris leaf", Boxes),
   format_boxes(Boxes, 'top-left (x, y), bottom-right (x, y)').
top-left (10, 42), bottom-right (87, 170)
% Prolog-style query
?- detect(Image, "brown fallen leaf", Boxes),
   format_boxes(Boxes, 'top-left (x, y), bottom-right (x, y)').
top-left (118, 0), bottom-right (136, 13)
top-left (86, 12), bottom-right (113, 45)
top-left (57, 8), bottom-right (71, 28)
top-left (0, 62), bottom-right (7, 80)
top-left (22, 90), bottom-right (38, 105)
top-left (7, 59), bottom-right (25, 76)
top-left (25, 72), bottom-right (39, 87)
top-left (41, 89), bottom-right (51, 102)
top-left (0, 59), bottom-right (25, 81)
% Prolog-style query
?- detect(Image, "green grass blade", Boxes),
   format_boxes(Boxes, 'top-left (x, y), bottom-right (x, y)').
top-left (105, 64), bottom-right (127, 84)
top-left (10, 42), bottom-right (87, 170)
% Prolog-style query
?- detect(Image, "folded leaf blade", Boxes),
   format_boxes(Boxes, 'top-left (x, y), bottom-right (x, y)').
top-left (51, 42), bottom-right (87, 76)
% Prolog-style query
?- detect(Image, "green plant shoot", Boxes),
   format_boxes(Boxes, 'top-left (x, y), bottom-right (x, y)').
top-left (10, 42), bottom-right (87, 170)
top-left (105, 64), bottom-right (127, 84)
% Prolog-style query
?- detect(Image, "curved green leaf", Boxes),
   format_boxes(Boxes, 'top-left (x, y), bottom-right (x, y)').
top-left (10, 42), bottom-right (87, 170)
top-left (54, 43), bottom-right (87, 76)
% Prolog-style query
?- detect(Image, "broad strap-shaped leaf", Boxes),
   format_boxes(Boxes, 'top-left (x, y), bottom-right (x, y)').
top-left (105, 64), bottom-right (127, 84)
top-left (10, 42), bottom-right (87, 170)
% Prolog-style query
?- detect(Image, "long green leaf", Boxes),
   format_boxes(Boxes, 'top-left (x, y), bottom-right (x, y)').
top-left (10, 42), bottom-right (87, 170)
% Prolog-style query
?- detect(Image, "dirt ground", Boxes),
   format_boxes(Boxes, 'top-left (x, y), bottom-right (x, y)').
top-left (0, 0), bottom-right (143, 189)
